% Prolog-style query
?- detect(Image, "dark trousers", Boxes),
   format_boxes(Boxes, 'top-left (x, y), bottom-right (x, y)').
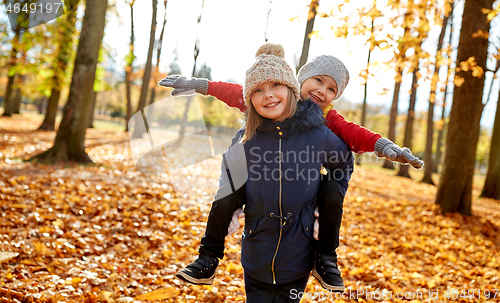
top-left (244, 272), bottom-right (309, 303)
top-left (199, 172), bottom-right (344, 259)
top-left (199, 185), bottom-right (246, 259)
top-left (315, 175), bottom-right (344, 256)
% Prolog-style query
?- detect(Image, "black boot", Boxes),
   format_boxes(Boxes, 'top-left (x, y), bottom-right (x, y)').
top-left (176, 254), bottom-right (219, 285)
top-left (312, 253), bottom-right (344, 292)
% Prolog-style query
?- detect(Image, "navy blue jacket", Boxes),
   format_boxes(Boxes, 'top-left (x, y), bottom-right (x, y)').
top-left (233, 100), bottom-right (354, 285)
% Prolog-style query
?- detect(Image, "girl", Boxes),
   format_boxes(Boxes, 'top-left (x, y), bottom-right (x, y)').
top-left (176, 44), bottom-right (354, 301)
top-left (161, 45), bottom-right (423, 292)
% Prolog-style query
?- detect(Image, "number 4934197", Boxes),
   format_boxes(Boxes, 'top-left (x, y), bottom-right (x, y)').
top-left (6, 2), bottom-right (63, 14)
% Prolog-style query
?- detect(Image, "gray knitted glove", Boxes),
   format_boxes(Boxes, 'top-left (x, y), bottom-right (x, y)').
top-left (374, 137), bottom-right (424, 169)
top-left (158, 75), bottom-right (209, 96)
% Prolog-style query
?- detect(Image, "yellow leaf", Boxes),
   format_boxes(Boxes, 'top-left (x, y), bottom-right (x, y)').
top-left (53, 199), bottom-right (64, 204)
top-left (135, 287), bottom-right (180, 300)
top-left (349, 267), bottom-right (365, 276)
top-left (460, 61), bottom-right (469, 72)
top-left (39, 226), bottom-right (52, 233)
top-left (9, 204), bottom-right (29, 209)
top-left (454, 75), bottom-right (465, 87)
top-left (33, 241), bottom-right (49, 256)
top-left (472, 66), bottom-right (484, 78)
top-left (410, 272), bottom-right (423, 279)
top-left (53, 219), bottom-right (65, 228)
top-left (308, 30), bottom-right (319, 39)
top-left (20, 258), bottom-right (37, 266)
top-left (99, 291), bottom-right (114, 303)
top-left (472, 29), bottom-right (489, 39)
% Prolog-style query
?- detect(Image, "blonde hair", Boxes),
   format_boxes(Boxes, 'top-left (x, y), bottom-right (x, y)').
top-left (241, 87), bottom-right (298, 143)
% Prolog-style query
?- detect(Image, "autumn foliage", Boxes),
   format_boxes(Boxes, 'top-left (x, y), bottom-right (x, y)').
top-left (1, 115), bottom-right (500, 302)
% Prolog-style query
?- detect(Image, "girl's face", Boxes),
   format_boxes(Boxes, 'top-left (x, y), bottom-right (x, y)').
top-left (300, 75), bottom-right (338, 110)
top-left (251, 82), bottom-right (289, 121)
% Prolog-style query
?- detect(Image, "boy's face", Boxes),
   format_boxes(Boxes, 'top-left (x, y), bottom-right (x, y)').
top-left (251, 82), bottom-right (289, 121)
top-left (300, 75), bottom-right (338, 110)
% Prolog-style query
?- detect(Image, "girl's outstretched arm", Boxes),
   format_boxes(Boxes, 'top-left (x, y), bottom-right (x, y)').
top-left (159, 75), bottom-right (247, 112)
top-left (207, 81), bottom-right (247, 112)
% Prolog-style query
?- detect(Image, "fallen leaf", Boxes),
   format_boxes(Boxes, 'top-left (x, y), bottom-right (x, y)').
top-left (134, 287), bottom-right (180, 300)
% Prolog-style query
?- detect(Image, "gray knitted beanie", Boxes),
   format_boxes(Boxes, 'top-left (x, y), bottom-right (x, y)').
top-left (297, 55), bottom-right (350, 100)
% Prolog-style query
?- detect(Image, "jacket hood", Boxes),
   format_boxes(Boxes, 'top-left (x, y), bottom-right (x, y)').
top-left (257, 99), bottom-right (324, 138)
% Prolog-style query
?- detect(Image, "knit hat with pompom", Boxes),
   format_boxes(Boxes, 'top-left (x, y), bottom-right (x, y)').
top-left (297, 55), bottom-right (350, 101)
top-left (243, 43), bottom-right (300, 105)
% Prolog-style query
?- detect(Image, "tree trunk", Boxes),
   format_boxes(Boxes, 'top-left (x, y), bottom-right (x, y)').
top-left (434, 2), bottom-right (455, 173)
top-left (132, 0), bottom-right (157, 138)
top-left (148, 0), bottom-right (168, 109)
top-left (383, 12), bottom-right (411, 170)
top-left (12, 50), bottom-right (27, 115)
top-left (434, 89), bottom-right (447, 173)
top-left (397, 67), bottom-right (419, 178)
top-left (436, 0), bottom-right (493, 215)
top-left (361, 17), bottom-right (375, 128)
top-left (12, 84), bottom-right (22, 114)
top-left (37, 0), bottom-right (80, 131)
top-left (38, 89), bottom-right (60, 131)
top-left (179, 0), bottom-right (204, 138)
top-left (3, 75), bottom-right (16, 117)
top-left (422, 9), bottom-right (451, 185)
top-left (2, 29), bottom-right (21, 117)
top-left (124, 0), bottom-right (136, 132)
top-left (38, 96), bottom-right (46, 115)
top-left (88, 90), bottom-right (97, 128)
top-left (383, 73), bottom-right (402, 169)
top-left (3, 0), bottom-right (37, 116)
top-left (125, 70), bottom-right (133, 132)
top-left (481, 89), bottom-right (500, 199)
top-left (31, 0), bottom-right (108, 163)
top-left (297, 0), bottom-right (319, 72)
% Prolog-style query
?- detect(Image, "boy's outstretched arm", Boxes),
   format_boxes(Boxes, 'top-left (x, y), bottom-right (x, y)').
top-left (325, 109), bottom-right (424, 169)
top-left (159, 75), bottom-right (247, 112)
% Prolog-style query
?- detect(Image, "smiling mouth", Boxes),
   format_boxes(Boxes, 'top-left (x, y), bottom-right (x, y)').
top-left (310, 94), bottom-right (323, 103)
top-left (264, 101), bottom-right (281, 108)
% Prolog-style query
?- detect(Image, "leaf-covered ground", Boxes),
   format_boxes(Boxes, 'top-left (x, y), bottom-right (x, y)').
top-left (1, 114), bottom-right (499, 303)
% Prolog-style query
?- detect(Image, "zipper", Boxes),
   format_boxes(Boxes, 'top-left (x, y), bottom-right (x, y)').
top-left (271, 138), bottom-right (283, 284)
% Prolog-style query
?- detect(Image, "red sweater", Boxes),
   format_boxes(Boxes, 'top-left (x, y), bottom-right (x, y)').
top-left (207, 81), bottom-right (381, 153)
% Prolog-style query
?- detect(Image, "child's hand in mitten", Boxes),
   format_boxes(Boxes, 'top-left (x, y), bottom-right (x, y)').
top-left (374, 137), bottom-right (424, 169)
top-left (313, 206), bottom-right (319, 241)
top-left (228, 208), bottom-right (245, 235)
top-left (158, 75), bottom-right (209, 96)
